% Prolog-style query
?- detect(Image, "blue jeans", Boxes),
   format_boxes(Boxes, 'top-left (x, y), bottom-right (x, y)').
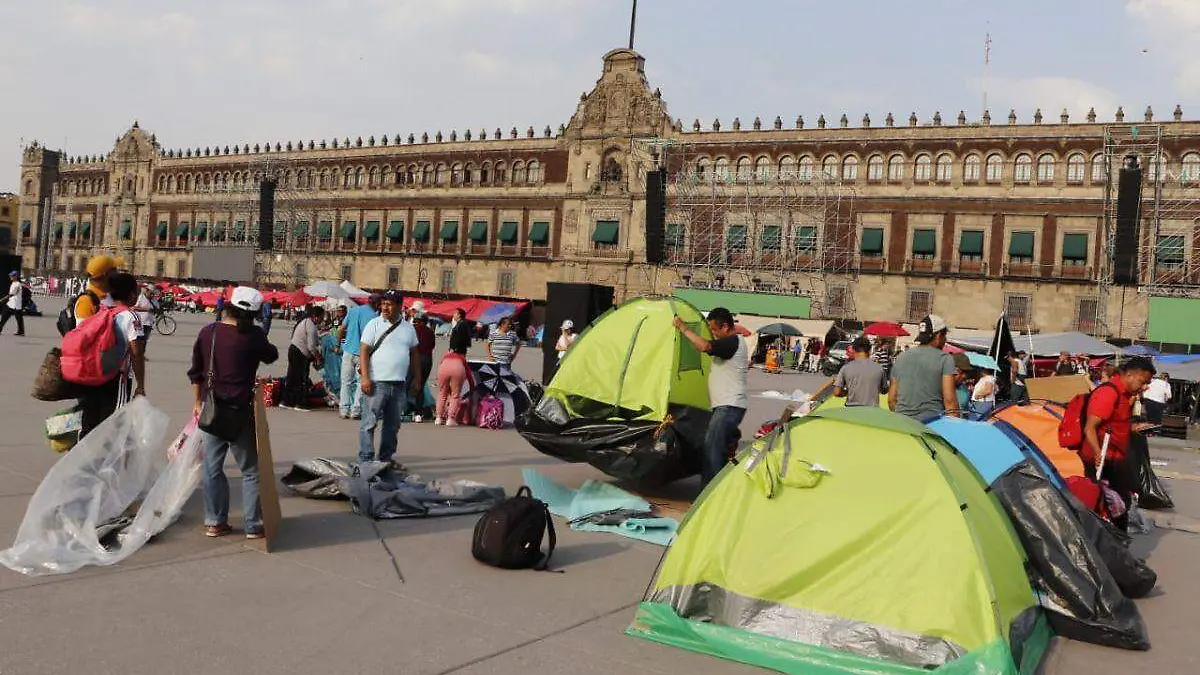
top-left (968, 400), bottom-right (995, 421)
top-left (702, 405), bottom-right (745, 487)
top-left (201, 423), bottom-right (261, 532)
top-left (359, 381), bottom-right (405, 463)
top-left (340, 352), bottom-right (361, 416)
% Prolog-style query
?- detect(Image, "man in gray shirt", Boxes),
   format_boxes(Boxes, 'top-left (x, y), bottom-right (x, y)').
top-left (834, 337), bottom-right (884, 407)
top-left (888, 315), bottom-right (959, 422)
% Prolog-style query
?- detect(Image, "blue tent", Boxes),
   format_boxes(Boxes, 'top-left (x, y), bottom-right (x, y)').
top-left (928, 417), bottom-right (1148, 650)
top-left (477, 303), bottom-right (520, 326)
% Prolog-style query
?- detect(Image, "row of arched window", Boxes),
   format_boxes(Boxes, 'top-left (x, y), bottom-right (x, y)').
top-left (154, 159), bottom-right (544, 194)
top-left (53, 177), bottom-right (108, 197)
top-left (691, 151), bottom-right (1200, 185)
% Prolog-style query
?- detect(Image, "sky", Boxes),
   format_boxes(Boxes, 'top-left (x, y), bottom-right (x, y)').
top-left (1, 0), bottom-right (1197, 190)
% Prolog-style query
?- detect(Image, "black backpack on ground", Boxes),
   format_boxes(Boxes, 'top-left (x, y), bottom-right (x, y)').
top-left (471, 486), bottom-right (556, 570)
top-left (57, 290), bottom-right (100, 336)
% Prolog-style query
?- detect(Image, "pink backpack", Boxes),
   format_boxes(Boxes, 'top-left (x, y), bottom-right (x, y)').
top-left (61, 307), bottom-right (123, 385)
top-left (476, 395), bottom-right (505, 430)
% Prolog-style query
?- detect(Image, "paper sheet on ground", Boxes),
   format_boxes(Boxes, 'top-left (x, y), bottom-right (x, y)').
top-left (522, 469), bottom-right (678, 546)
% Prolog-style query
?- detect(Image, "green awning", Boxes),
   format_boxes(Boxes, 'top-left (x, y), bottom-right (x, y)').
top-left (797, 226), bottom-right (817, 252)
top-left (19, 221), bottom-right (30, 234)
top-left (80, 222), bottom-right (91, 237)
top-left (317, 221), bottom-right (333, 239)
top-left (341, 221), bottom-right (357, 239)
top-left (673, 288), bottom-right (812, 319)
top-left (1062, 233), bottom-right (1088, 261)
top-left (1009, 232), bottom-right (1034, 257)
top-left (67, 221), bottom-right (77, 236)
top-left (1156, 235), bottom-right (1185, 265)
top-left (498, 221), bottom-right (518, 243)
top-left (440, 221), bottom-right (459, 242)
top-left (760, 225), bottom-right (782, 251)
top-left (234, 221), bottom-right (246, 238)
top-left (363, 221), bottom-right (381, 240)
top-left (528, 221), bottom-right (549, 244)
top-left (413, 221), bottom-right (431, 241)
top-left (959, 230), bottom-right (984, 256)
top-left (592, 220), bottom-right (619, 244)
top-left (293, 221), bottom-right (309, 237)
top-left (860, 227), bottom-right (884, 254)
top-left (666, 223), bottom-right (684, 248)
top-left (912, 228), bottom-right (936, 255)
top-left (53, 222), bottom-right (63, 235)
top-left (469, 221), bottom-right (489, 242)
top-left (156, 222), bottom-right (168, 238)
top-left (386, 221), bottom-right (404, 240)
top-left (176, 222), bottom-right (190, 238)
top-left (195, 222), bottom-right (209, 239)
top-left (213, 221), bottom-right (227, 239)
top-left (725, 225), bottom-right (748, 249)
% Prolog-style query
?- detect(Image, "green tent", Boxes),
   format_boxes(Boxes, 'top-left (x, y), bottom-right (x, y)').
top-left (629, 406), bottom-right (1050, 675)
top-left (517, 297), bottom-right (714, 485)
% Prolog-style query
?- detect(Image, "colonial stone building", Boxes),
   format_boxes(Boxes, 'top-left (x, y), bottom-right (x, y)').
top-left (15, 48), bottom-right (1200, 342)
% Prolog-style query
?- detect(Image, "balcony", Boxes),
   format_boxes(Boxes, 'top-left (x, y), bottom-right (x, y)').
top-left (905, 258), bottom-right (944, 274)
top-left (953, 259), bottom-right (988, 276)
top-left (1002, 261), bottom-right (1036, 278)
top-left (590, 245), bottom-right (632, 260)
top-left (527, 245), bottom-right (552, 259)
top-left (856, 254), bottom-right (887, 272)
top-left (1057, 264), bottom-right (1094, 280)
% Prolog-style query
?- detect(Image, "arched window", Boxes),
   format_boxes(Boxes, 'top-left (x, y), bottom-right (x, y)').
top-left (914, 154), bottom-right (932, 181)
top-left (24, 179), bottom-right (32, 195)
top-left (382, 166), bottom-right (393, 186)
top-left (355, 167), bottom-right (364, 187)
top-left (696, 157), bottom-right (712, 181)
top-left (1036, 154), bottom-right (1055, 182)
top-left (331, 168), bottom-right (341, 189)
top-left (714, 157), bottom-right (730, 182)
top-left (527, 160), bottom-right (541, 184)
top-left (735, 157), bottom-right (752, 182)
top-left (754, 156), bottom-right (772, 182)
top-left (866, 154), bottom-right (884, 180)
top-left (369, 166), bottom-right (380, 187)
top-left (494, 161), bottom-right (507, 183)
top-left (512, 161), bottom-right (527, 184)
top-left (841, 155), bottom-right (858, 181)
top-left (797, 156), bottom-right (814, 181)
top-left (821, 155), bottom-right (837, 180)
top-left (887, 154), bottom-right (905, 181)
top-left (778, 155), bottom-right (796, 181)
top-left (986, 154), bottom-right (1004, 182)
top-left (423, 163), bottom-right (435, 185)
top-left (451, 163), bottom-right (464, 186)
top-left (167, 175), bottom-right (176, 192)
top-left (184, 175), bottom-right (193, 192)
top-left (1014, 154), bottom-right (1033, 182)
top-left (1091, 154), bottom-right (1107, 184)
top-left (1146, 155), bottom-right (1164, 182)
top-left (318, 170), bottom-right (328, 189)
top-left (963, 154), bottom-right (981, 181)
top-left (1066, 153), bottom-right (1086, 183)
top-left (463, 163), bottom-right (475, 185)
top-left (1181, 153), bottom-right (1200, 181)
top-left (436, 163), bottom-right (449, 185)
top-left (479, 161), bottom-right (490, 184)
top-left (935, 153), bottom-right (953, 181)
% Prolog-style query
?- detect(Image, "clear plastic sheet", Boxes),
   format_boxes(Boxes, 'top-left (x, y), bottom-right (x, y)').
top-left (0, 399), bottom-right (204, 576)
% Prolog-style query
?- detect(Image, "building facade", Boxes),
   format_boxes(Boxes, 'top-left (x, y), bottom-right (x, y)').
top-left (0, 192), bottom-right (17, 253)
top-left (15, 48), bottom-right (1200, 340)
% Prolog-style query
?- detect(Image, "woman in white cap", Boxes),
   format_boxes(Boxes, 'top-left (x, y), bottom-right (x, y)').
top-left (555, 319), bottom-right (577, 362)
top-left (187, 286), bottom-right (279, 539)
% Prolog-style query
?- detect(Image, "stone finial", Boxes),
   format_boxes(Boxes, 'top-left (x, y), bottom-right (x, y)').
top-left (817, 114), bottom-right (826, 129)
top-left (275, 142), bottom-right (282, 151)
top-left (796, 115), bottom-right (804, 129)
top-left (560, 123), bottom-right (567, 135)
top-left (862, 113), bottom-right (871, 128)
top-left (167, 149), bottom-right (174, 158)
top-left (982, 109), bottom-right (992, 125)
top-left (885, 112), bottom-right (894, 127)
top-left (286, 141), bottom-right (293, 151)
top-left (932, 111), bottom-right (942, 126)
top-left (653, 88), bottom-right (662, 99)
top-left (957, 110), bottom-right (967, 125)
top-left (908, 112), bottom-right (918, 127)
top-left (693, 118), bottom-right (701, 132)
top-left (186, 149), bottom-right (192, 157)
top-left (480, 127), bottom-right (487, 140)
top-left (204, 147), bottom-right (212, 156)
top-left (449, 130), bottom-right (457, 142)
top-left (773, 116), bottom-right (782, 130)
top-left (408, 134), bottom-right (416, 144)
top-left (421, 132), bottom-right (429, 143)
top-left (1145, 106), bottom-right (1154, 121)
top-left (1057, 109), bottom-right (1067, 124)
top-left (839, 113), bottom-right (849, 128)
top-left (713, 118), bottom-right (721, 131)
top-left (526, 126), bottom-right (535, 138)
top-left (544, 125), bottom-right (552, 137)
top-left (510, 127), bottom-right (518, 139)
top-left (437, 131), bottom-right (445, 142)
top-left (368, 136), bottom-right (376, 146)
top-left (1174, 104), bottom-right (1183, 121)
top-left (354, 136), bottom-right (361, 147)
top-left (1087, 107), bottom-right (1097, 123)
top-left (1008, 109), bottom-right (1017, 125)
top-left (307, 140), bottom-right (314, 150)
top-left (381, 135), bottom-right (389, 146)
top-left (1115, 106), bottom-right (1125, 122)
top-left (1033, 108), bottom-right (1043, 124)
top-left (254, 144), bottom-right (261, 153)
top-left (333, 138), bottom-right (341, 149)
top-left (753, 116), bottom-right (762, 131)
top-left (464, 129), bottom-right (472, 141)
top-left (732, 117), bottom-right (741, 131)
top-left (494, 128), bottom-right (501, 140)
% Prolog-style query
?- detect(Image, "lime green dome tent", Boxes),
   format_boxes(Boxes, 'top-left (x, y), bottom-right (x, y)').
top-left (628, 406), bottom-right (1050, 674)
top-left (517, 297), bottom-right (712, 485)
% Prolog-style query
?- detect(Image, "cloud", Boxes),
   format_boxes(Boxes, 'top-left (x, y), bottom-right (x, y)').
top-left (1127, 0), bottom-right (1200, 30)
top-left (966, 76), bottom-right (1119, 121)
top-left (462, 51), bottom-right (504, 76)
top-left (1127, 0), bottom-right (1200, 95)
top-left (58, 3), bottom-right (197, 44)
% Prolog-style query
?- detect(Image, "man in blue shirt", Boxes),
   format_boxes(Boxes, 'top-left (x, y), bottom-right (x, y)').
top-left (358, 291), bottom-right (418, 464)
top-left (339, 293), bottom-right (381, 419)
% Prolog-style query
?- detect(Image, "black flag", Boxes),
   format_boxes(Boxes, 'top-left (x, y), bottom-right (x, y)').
top-left (989, 314), bottom-right (1017, 398)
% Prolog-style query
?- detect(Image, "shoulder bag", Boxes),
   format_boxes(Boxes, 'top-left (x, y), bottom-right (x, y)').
top-left (198, 326), bottom-right (254, 441)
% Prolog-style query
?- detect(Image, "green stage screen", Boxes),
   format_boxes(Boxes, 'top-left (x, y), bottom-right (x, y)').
top-left (672, 288), bottom-right (811, 319)
top-left (1148, 296), bottom-right (1200, 345)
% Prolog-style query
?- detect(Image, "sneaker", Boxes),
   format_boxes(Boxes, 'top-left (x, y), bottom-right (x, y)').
top-left (446, 419), bottom-right (459, 427)
top-left (205, 524), bottom-right (233, 538)
top-left (351, 412), bottom-right (361, 420)
top-left (339, 411), bottom-right (350, 419)
top-left (245, 529), bottom-right (265, 540)
top-left (434, 418), bottom-right (445, 426)
top-left (413, 415), bottom-right (423, 423)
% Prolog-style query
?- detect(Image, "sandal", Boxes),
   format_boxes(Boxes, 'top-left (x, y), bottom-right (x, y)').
top-left (205, 524), bottom-right (233, 538)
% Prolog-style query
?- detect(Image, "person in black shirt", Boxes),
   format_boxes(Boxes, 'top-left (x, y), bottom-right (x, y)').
top-left (1054, 351), bottom-right (1075, 376)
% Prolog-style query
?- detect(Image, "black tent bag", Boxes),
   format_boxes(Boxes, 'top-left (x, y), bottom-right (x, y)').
top-left (1126, 433), bottom-right (1174, 510)
top-left (516, 395), bottom-right (710, 486)
top-left (991, 461), bottom-right (1149, 650)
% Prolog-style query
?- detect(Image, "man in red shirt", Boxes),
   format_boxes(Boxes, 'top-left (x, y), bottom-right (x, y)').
top-left (410, 309), bottom-right (436, 421)
top-left (1083, 357), bottom-right (1156, 530)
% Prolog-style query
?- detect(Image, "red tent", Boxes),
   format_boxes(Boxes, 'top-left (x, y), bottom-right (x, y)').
top-left (276, 289), bottom-right (314, 308)
top-left (865, 322), bottom-right (910, 337)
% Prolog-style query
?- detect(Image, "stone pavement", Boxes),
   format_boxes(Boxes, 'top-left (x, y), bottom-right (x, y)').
top-left (0, 311), bottom-right (1196, 675)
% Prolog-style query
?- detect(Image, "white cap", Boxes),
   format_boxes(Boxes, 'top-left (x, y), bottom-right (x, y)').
top-left (412, 300), bottom-right (426, 312)
top-left (230, 286), bottom-right (264, 312)
top-left (561, 319), bottom-right (575, 330)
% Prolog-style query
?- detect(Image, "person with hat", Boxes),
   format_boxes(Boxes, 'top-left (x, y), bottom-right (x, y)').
top-left (555, 319), bottom-right (578, 362)
top-left (188, 286), bottom-right (279, 539)
top-left (1083, 357), bottom-right (1158, 531)
top-left (0, 270), bottom-right (25, 335)
top-left (280, 306), bottom-right (324, 410)
top-left (888, 315), bottom-right (959, 422)
top-left (74, 254), bottom-right (125, 325)
top-left (410, 306), bottom-right (436, 421)
top-left (339, 293), bottom-right (382, 420)
top-left (1009, 350), bottom-right (1030, 404)
top-left (76, 272), bottom-right (147, 439)
top-left (358, 291), bottom-right (419, 464)
top-left (833, 336), bottom-right (885, 407)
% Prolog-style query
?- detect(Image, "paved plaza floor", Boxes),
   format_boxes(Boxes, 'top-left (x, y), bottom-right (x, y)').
top-left (0, 311), bottom-right (1197, 674)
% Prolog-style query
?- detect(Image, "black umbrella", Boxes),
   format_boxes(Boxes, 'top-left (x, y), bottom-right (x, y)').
top-left (757, 322), bottom-right (803, 337)
top-left (468, 361), bottom-right (532, 416)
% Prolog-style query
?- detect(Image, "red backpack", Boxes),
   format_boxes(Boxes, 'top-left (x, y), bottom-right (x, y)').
top-left (61, 307), bottom-right (123, 385)
top-left (1057, 382), bottom-right (1116, 451)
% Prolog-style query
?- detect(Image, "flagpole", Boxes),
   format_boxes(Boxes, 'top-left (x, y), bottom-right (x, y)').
top-left (982, 32), bottom-right (992, 120)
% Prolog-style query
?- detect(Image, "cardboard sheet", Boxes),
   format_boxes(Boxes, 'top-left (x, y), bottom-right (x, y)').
top-left (251, 389), bottom-right (283, 552)
top-left (1026, 375), bottom-right (1092, 403)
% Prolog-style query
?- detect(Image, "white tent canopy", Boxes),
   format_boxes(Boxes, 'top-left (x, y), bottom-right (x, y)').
top-left (303, 280), bottom-right (351, 300)
top-left (339, 280), bottom-right (370, 298)
top-left (950, 331), bottom-right (1120, 357)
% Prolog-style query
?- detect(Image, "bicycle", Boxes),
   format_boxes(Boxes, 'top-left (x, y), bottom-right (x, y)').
top-left (154, 308), bottom-right (178, 336)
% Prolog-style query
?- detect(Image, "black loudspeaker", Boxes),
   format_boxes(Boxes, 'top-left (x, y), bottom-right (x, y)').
top-left (645, 168), bottom-right (667, 263)
top-left (258, 178), bottom-right (277, 251)
top-left (1114, 156), bottom-right (1143, 285)
top-left (0, 254), bottom-right (21, 280)
top-left (542, 282), bottom-right (615, 384)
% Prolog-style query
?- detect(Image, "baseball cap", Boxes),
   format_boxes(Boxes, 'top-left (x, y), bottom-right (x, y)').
top-left (915, 315), bottom-right (950, 344)
top-left (561, 319), bottom-right (575, 330)
top-left (951, 352), bottom-right (972, 372)
top-left (85, 254), bottom-right (125, 280)
top-left (850, 336), bottom-right (870, 353)
top-left (381, 290), bottom-right (403, 304)
top-left (7, 271), bottom-right (18, 279)
top-left (230, 286), bottom-right (264, 312)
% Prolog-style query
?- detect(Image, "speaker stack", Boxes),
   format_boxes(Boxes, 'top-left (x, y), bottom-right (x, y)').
top-left (258, 178), bottom-right (277, 251)
top-left (542, 282), bottom-right (615, 384)
top-left (645, 168), bottom-right (667, 264)
top-left (1113, 155), bottom-right (1143, 285)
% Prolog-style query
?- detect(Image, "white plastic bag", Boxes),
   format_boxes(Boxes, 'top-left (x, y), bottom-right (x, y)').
top-left (0, 399), bottom-right (204, 576)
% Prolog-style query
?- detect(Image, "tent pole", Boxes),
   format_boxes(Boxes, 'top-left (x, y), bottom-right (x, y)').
top-left (613, 317), bottom-right (647, 418)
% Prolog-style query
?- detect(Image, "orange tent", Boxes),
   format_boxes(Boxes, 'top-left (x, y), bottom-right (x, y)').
top-left (991, 403), bottom-right (1085, 479)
